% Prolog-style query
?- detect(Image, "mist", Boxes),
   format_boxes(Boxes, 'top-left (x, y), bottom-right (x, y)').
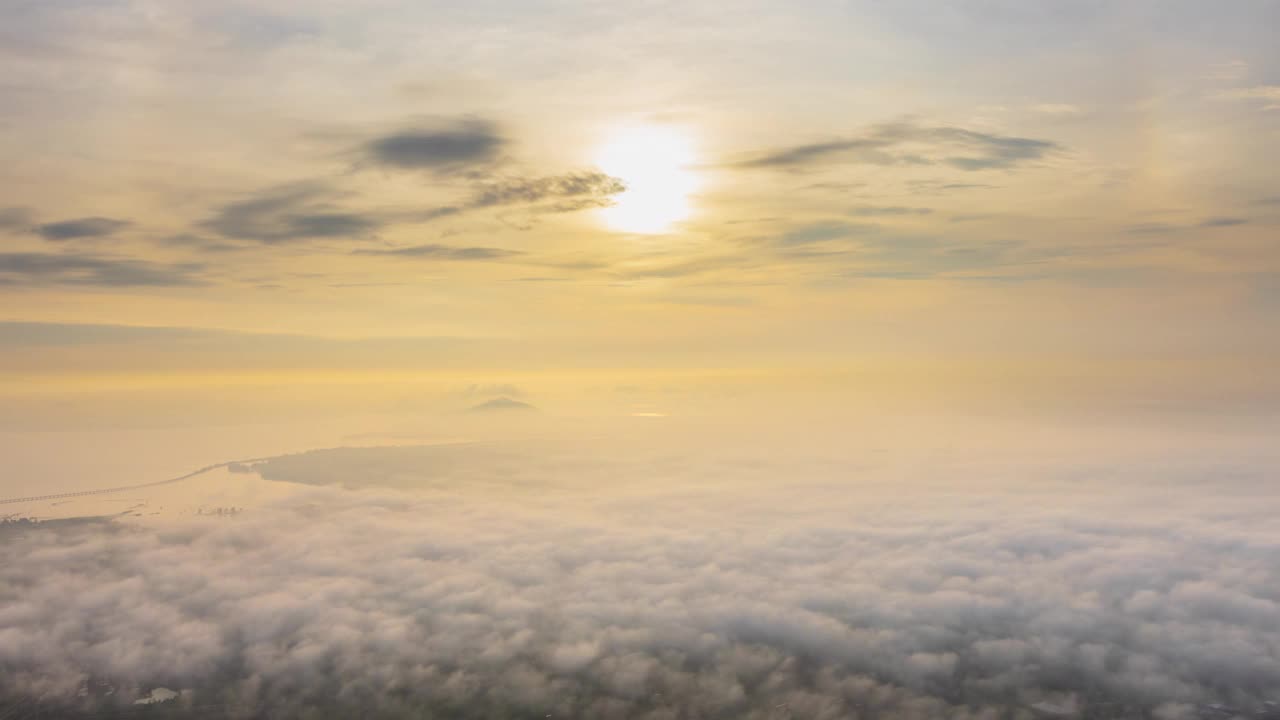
top-left (4, 413), bottom-right (1278, 719)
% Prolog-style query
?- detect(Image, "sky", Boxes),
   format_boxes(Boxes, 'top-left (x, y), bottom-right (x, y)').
top-left (2, 0), bottom-right (1279, 428)
top-left (4, 4), bottom-right (1280, 717)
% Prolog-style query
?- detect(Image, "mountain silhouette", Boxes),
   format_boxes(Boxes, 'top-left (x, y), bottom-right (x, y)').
top-left (467, 397), bottom-right (537, 413)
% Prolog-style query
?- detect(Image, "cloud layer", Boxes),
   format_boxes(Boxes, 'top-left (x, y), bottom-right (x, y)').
top-left (2, 439), bottom-right (1278, 718)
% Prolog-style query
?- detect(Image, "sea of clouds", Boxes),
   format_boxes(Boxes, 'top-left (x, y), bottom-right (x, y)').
top-left (2, 425), bottom-right (1279, 718)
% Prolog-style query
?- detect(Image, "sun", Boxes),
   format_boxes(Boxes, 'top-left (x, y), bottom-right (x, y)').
top-left (595, 125), bottom-right (700, 234)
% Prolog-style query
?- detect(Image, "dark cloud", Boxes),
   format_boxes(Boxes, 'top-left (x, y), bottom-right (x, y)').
top-left (352, 243), bottom-right (520, 260)
top-left (201, 185), bottom-right (383, 244)
top-left (0, 252), bottom-right (202, 287)
top-left (363, 119), bottom-right (505, 173)
top-left (410, 206), bottom-right (464, 222)
top-left (199, 169), bottom-right (621, 247)
top-left (742, 138), bottom-right (892, 168)
top-left (739, 122), bottom-right (1058, 172)
top-left (470, 172), bottom-right (625, 211)
top-left (850, 206), bottom-right (933, 217)
top-left (283, 212), bottom-right (377, 236)
top-left (1199, 217), bottom-right (1248, 228)
top-left (929, 126), bottom-right (1058, 170)
top-left (34, 217), bottom-right (131, 241)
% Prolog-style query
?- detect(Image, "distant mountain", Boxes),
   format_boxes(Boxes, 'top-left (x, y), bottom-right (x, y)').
top-left (467, 397), bottom-right (537, 413)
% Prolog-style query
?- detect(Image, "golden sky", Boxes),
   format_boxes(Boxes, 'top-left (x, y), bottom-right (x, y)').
top-left (1, 1), bottom-right (1278, 419)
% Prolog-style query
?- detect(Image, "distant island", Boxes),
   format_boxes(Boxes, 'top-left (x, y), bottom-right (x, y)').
top-left (467, 397), bottom-right (537, 413)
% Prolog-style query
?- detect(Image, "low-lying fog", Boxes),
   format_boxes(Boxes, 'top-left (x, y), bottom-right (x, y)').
top-left (2, 406), bottom-right (1278, 719)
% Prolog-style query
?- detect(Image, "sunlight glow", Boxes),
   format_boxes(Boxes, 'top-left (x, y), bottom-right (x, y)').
top-left (596, 125), bottom-right (700, 234)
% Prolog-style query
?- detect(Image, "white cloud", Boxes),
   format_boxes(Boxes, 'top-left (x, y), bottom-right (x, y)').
top-left (1217, 86), bottom-right (1280, 110)
top-left (2, 438), bottom-right (1279, 717)
top-left (1204, 60), bottom-right (1250, 83)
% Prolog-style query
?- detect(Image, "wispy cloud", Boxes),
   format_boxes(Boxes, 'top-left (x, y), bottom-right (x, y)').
top-left (736, 122), bottom-right (1059, 172)
top-left (1203, 60), bottom-right (1249, 82)
top-left (198, 169), bottom-right (623, 246)
top-left (0, 252), bottom-right (203, 287)
top-left (849, 206), bottom-right (933, 217)
top-left (34, 217), bottom-right (131, 241)
top-left (1216, 86), bottom-right (1280, 110)
top-left (470, 172), bottom-right (625, 212)
top-left (200, 184), bottom-right (382, 244)
top-left (1199, 216), bottom-right (1249, 228)
top-left (1126, 217), bottom-right (1251, 234)
top-left (777, 222), bottom-right (877, 246)
top-left (351, 244), bottom-right (520, 260)
top-left (614, 254), bottom-right (753, 280)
